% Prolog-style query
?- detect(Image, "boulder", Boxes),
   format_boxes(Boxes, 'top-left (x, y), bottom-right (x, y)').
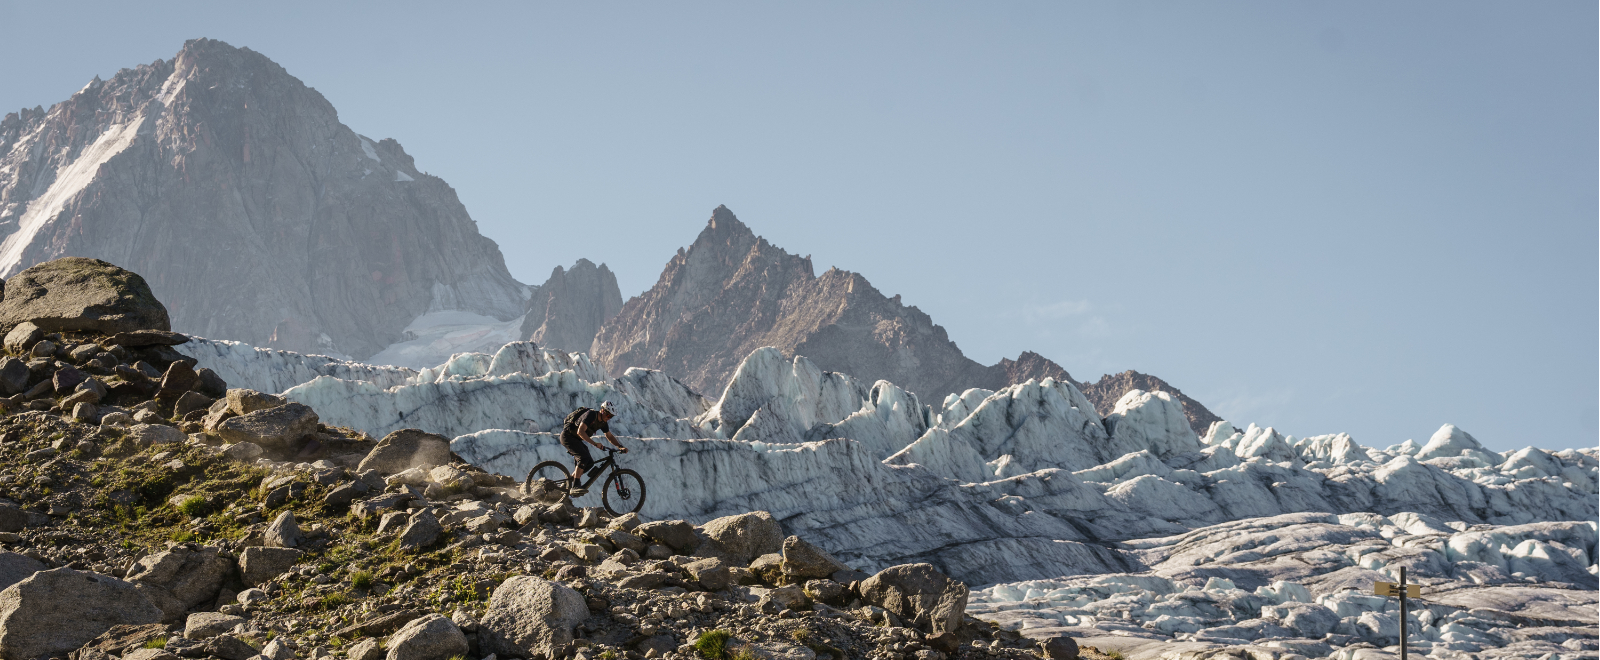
top-left (106, 330), bottom-right (189, 347)
top-left (859, 563), bottom-right (968, 635)
top-left (347, 638), bottom-right (383, 660)
top-left (224, 389), bottom-right (285, 416)
top-left (635, 520), bottom-right (699, 553)
top-left (683, 557), bottom-right (733, 591)
top-left (53, 365), bottom-right (88, 393)
top-left (173, 391), bottom-right (212, 417)
top-left (205, 634), bottom-right (259, 660)
top-left (123, 648), bottom-right (179, 660)
top-left (0, 507), bottom-right (22, 534)
top-left (0, 568), bottom-right (163, 660)
top-left (698, 511), bottom-right (782, 564)
top-left (803, 579), bottom-right (849, 606)
top-left (124, 546), bottom-right (232, 614)
top-left (749, 553), bottom-right (784, 583)
top-left (757, 585), bottom-right (809, 613)
top-left (608, 512), bottom-right (642, 531)
top-left (781, 535), bottom-right (850, 580)
top-left (398, 510), bottom-right (441, 550)
top-left (239, 547), bottom-right (302, 587)
top-left (157, 362), bottom-right (199, 398)
top-left (0, 553), bottom-right (43, 592)
top-left (1042, 635), bottom-right (1079, 660)
top-left (0, 359), bottom-right (26, 396)
top-left (477, 577), bottom-right (588, 659)
top-left (221, 442), bottom-right (263, 462)
top-left (215, 403), bottom-right (319, 454)
top-left (385, 613), bottom-right (468, 660)
top-left (357, 429), bottom-right (453, 475)
top-left (0, 258), bottom-right (170, 335)
top-left (263, 512), bottom-right (303, 548)
top-left (127, 424), bottom-right (186, 447)
top-left (194, 368), bottom-right (227, 398)
top-left (1, 324), bottom-right (40, 355)
top-left (599, 529), bottom-right (646, 554)
top-left (261, 637), bottom-right (295, 660)
top-left (71, 623), bottom-right (169, 659)
top-left (184, 612), bottom-right (245, 640)
top-left (235, 588), bottom-right (270, 607)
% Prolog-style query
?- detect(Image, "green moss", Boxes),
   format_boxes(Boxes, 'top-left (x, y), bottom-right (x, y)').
top-left (350, 570), bottom-right (373, 590)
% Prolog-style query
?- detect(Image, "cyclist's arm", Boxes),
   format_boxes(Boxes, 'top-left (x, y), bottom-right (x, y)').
top-left (578, 421), bottom-right (605, 449)
top-left (604, 431), bottom-right (625, 449)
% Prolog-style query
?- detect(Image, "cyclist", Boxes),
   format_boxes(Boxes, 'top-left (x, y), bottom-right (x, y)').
top-left (559, 400), bottom-right (628, 495)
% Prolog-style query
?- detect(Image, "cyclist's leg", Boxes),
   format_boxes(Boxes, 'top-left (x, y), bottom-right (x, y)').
top-left (567, 442), bottom-right (595, 494)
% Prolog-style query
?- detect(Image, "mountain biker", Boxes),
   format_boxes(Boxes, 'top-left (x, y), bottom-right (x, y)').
top-left (560, 400), bottom-right (627, 495)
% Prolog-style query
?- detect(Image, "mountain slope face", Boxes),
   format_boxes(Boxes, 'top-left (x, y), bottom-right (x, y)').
top-left (589, 206), bottom-right (1226, 426)
top-left (519, 258), bottom-right (622, 353)
top-left (590, 206), bottom-right (1042, 400)
top-left (1079, 370), bottom-right (1221, 437)
top-left (0, 38), bottom-right (526, 359)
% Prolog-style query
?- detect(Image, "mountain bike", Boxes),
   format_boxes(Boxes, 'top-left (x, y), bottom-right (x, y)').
top-left (522, 448), bottom-right (647, 516)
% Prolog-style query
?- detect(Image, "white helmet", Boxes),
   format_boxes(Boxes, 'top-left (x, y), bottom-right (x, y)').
top-left (599, 400), bottom-right (617, 415)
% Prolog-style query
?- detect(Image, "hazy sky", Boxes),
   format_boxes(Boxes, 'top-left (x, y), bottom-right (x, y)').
top-left (2, 2), bottom-right (1594, 452)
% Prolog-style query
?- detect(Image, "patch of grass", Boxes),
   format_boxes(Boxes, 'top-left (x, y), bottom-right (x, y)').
top-left (350, 570), bottom-right (373, 590)
top-left (1106, 651), bottom-right (1125, 660)
top-left (320, 593), bottom-right (351, 610)
top-left (170, 530), bottom-right (197, 543)
top-left (694, 630), bottom-right (732, 660)
top-left (176, 494), bottom-right (208, 518)
top-left (599, 652), bottom-right (618, 660)
top-left (789, 629), bottom-right (809, 644)
top-left (143, 638), bottom-right (167, 650)
top-left (731, 649), bottom-right (758, 660)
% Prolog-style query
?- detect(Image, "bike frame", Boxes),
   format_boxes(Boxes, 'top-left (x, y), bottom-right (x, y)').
top-left (568, 448), bottom-right (619, 489)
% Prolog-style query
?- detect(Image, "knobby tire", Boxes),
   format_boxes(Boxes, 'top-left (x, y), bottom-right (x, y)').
top-left (602, 468), bottom-right (646, 516)
top-left (523, 460), bottom-right (574, 495)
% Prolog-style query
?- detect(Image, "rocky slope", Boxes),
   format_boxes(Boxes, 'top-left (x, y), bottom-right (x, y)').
top-left (587, 207), bottom-right (1125, 408)
top-left (0, 257), bottom-right (1067, 660)
top-left (0, 39), bottom-right (527, 360)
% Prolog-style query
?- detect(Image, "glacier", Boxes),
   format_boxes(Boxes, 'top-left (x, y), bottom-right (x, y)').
top-left (179, 337), bottom-right (1599, 659)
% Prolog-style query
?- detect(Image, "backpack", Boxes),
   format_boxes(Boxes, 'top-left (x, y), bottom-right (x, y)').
top-left (563, 407), bottom-right (593, 434)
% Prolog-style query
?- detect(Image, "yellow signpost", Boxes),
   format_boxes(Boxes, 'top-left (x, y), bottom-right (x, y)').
top-left (1373, 582), bottom-right (1421, 598)
top-left (1373, 567), bottom-right (1420, 660)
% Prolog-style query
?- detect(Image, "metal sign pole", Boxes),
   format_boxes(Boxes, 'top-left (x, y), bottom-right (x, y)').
top-left (1399, 566), bottom-right (1408, 660)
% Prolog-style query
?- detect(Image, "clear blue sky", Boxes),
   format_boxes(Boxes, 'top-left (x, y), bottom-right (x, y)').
top-left (2, 2), bottom-right (1594, 452)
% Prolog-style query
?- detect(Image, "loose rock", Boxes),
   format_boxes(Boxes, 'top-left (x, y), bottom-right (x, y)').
top-left (0, 567), bottom-right (163, 660)
top-left (476, 576), bottom-right (588, 659)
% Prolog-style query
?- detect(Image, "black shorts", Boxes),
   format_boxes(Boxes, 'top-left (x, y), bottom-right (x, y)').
top-left (559, 434), bottom-right (595, 473)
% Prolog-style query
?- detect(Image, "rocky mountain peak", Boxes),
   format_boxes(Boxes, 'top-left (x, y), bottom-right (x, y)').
top-left (594, 206), bottom-right (1078, 402)
top-left (0, 39), bottom-right (527, 360)
top-left (520, 258), bottom-right (622, 353)
top-left (1078, 369), bottom-right (1221, 438)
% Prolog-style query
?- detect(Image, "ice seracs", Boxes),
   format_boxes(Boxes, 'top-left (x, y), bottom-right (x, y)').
top-left (179, 336), bottom-right (1598, 657)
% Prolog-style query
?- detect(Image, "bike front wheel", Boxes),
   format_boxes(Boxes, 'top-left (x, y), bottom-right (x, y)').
top-left (601, 468), bottom-right (647, 516)
top-left (523, 461), bottom-right (574, 496)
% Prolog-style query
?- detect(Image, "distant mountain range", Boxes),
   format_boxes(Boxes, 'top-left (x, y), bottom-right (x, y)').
top-left (0, 39), bottom-right (1221, 434)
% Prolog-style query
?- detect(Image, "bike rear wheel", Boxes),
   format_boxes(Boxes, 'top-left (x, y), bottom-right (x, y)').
top-left (523, 461), bottom-right (574, 495)
top-left (601, 468), bottom-right (646, 516)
